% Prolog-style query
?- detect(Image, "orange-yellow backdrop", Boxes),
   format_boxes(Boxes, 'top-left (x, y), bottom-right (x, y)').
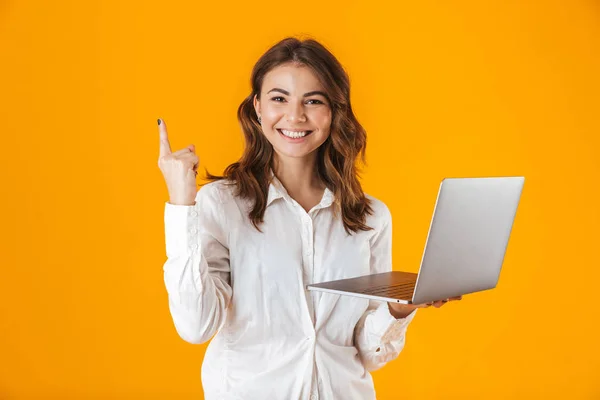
top-left (1, 1), bottom-right (599, 398)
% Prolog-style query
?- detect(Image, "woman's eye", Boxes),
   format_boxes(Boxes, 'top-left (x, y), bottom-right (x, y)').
top-left (270, 97), bottom-right (325, 105)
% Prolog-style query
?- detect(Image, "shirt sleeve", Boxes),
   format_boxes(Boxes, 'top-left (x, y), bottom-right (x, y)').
top-left (353, 202), bottom-right (418, 372)
top-left (162, 183), bottom-right (232, 344)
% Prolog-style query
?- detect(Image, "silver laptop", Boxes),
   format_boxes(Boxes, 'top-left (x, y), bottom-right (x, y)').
top-left (306, 176), bottom-right (525, 305)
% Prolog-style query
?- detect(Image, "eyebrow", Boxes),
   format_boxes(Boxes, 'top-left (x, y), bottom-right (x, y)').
top-left (267, 88), bottom-right (328, 99)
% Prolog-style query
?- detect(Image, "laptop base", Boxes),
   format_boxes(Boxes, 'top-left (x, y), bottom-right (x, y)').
top-left (306, 271), bottom-right (418, 304)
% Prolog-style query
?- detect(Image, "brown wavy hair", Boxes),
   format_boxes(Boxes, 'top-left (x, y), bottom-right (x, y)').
top-left (204, 36), bottom-right (374, 235)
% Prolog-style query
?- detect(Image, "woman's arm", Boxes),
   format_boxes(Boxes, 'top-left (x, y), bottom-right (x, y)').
top-left (353, 201), bottom-right (418, 371)
top-left (162, 183), bottom-right (232, 344)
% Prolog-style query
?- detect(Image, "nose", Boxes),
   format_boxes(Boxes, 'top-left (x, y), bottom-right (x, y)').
top-left (286, 100), bottom-right (307, 123)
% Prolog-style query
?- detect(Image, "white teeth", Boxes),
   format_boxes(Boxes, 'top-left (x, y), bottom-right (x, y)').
top-left (280, 129), bottom-right (309, 138)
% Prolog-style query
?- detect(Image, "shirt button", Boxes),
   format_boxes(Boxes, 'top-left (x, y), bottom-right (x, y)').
top-left (190, 227), bottom-right (197, 234)
top-left (191, 211), bottom-right (197, 217)
top-left (310, 394), bottom-right (317, 400)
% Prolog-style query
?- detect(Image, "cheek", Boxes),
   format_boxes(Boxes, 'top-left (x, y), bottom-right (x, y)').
top-left (313, 131), bottom-right (331, 146)
top-left (313, 109), bottom-right (332, 130)
top-left (262, 105), bottom-right (282, 120)
top-left (312, 123), bottom-right (331, 144)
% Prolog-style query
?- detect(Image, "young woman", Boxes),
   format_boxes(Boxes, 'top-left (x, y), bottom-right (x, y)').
top-left (158, 36), bottom-right (460, 400)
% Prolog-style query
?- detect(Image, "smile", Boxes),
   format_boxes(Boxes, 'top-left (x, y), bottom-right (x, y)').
top-left (277, 129), bottom-right (313, 139)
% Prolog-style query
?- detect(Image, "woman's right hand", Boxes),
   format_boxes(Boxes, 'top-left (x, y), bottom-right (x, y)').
top-left (388, 295), bottom-right (462, 319)
top-left (157, 118), bottom-right (199, 206)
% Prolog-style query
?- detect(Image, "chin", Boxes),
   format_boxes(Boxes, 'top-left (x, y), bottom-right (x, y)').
top-left (274, 147), bottom-right (318, 159)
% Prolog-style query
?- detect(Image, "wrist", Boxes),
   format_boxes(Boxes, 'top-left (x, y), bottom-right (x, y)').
top-left (387, 302), bottom-right (416, 319)
top-left (169, 199), bottom-right (196, 206)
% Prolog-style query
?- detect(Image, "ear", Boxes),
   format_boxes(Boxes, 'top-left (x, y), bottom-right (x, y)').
top-left (253, 93), bottom-right (261, 118)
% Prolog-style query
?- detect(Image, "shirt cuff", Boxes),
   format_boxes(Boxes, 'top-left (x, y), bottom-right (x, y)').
top-left (164, 201), bottom-right (200, 258)
top-left (369, 302), bottom-right (418, 345)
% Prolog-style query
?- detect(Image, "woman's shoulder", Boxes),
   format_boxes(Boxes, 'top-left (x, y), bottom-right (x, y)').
top-left (364, 193), bottom-right (392, 227)
top-left (195, 179), bottom-right (238, 205)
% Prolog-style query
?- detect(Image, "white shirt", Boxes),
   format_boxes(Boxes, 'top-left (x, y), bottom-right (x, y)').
top-left (162, 174), bottom-right (417, 400)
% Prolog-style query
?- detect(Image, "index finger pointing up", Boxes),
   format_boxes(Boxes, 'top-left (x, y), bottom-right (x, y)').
top-left (158, 118), bottom-right (172, 157)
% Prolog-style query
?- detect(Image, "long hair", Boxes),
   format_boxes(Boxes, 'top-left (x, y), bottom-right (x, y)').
top-left (205, 36), bottom-right (374, 235)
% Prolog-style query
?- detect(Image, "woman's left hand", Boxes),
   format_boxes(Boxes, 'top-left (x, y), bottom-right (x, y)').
top-left (388, 295), bottom-right (463, 319)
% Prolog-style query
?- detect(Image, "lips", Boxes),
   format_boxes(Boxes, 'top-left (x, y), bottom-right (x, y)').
top-left (276, 129), bottom-right (314, 138)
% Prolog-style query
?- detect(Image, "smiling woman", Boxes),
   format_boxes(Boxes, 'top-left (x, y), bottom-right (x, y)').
top-left (205, 37), bottom-right (373, 234)
top-left (159, 36), bottom-right (446, 400)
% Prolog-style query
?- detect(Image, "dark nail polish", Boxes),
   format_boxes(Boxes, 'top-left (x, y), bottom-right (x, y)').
top-left (157, 119), bottom-right (161, 125)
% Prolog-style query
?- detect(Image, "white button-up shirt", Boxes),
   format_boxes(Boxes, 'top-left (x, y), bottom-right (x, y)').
top-left (162, 175), bottom-right (417, 400)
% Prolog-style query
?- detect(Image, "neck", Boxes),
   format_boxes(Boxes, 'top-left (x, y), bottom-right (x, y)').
top-left (272, 152), bottom-right (324, 197)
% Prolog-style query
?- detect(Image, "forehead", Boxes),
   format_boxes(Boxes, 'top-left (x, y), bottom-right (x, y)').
top-left (262, 63), bottom-right (324, 93)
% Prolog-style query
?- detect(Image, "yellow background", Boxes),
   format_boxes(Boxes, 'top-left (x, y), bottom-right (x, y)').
top-left (1, 0), bottom-right (599, 398)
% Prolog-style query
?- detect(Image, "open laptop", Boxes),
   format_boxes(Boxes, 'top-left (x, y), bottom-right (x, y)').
top-left (306, 176), bottom-right (525, 305)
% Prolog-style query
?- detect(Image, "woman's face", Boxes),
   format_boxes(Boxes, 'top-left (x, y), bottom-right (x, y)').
top-left (253, 63), bottom-right (332, 161)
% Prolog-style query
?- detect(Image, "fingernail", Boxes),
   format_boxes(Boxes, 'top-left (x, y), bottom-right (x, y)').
top-left (157, 118), bottom-right (161, 125)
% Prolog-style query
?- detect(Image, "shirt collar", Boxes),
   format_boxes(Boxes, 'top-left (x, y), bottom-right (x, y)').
top-left (266, 172), bottom-right (285, 206)
top-left (266, 169), bottom-right (335, 210)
